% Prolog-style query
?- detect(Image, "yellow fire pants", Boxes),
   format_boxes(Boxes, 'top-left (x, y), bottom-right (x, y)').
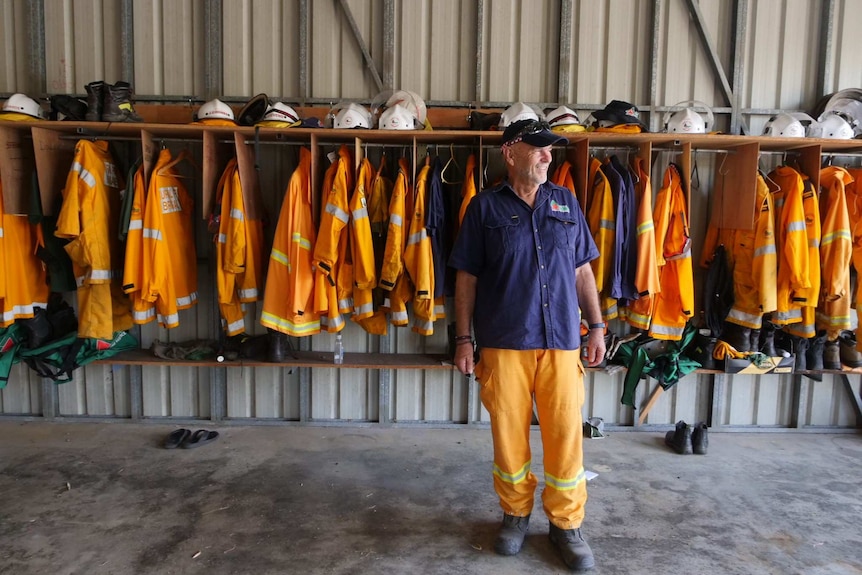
top-left (475, 348), bottom-right (587, 530)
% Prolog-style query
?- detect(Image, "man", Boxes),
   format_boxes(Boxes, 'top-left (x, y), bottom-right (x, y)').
top-left (449, 118), bottom-right (605, 571)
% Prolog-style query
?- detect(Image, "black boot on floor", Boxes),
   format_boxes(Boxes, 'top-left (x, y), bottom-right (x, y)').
top-left (494, 513), bottom-right (530, 556)
top-left (548, 523), bottom-right (596, 571)
top-left (664, 420), bottom-right (692, 454)
top-left (691, 422), bottom-right (708, 455)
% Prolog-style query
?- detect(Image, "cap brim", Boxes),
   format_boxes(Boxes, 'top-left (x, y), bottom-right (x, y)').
top-left (592, 109), bottom-right (646, 127)
top-left (521, 130), bottom-right (568, 146)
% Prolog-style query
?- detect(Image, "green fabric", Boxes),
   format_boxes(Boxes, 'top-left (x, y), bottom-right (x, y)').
top-left (0, 324), bottom-right (24, 389)
top-left (15, 330), bottom-right (138, 383)
top-left (118, 157), bottom-right (142, 242)
top-left (614, 323), bottom-right (702, 407)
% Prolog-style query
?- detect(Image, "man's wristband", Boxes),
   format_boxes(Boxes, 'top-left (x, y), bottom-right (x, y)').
top-left (588, 322), bottom-right (606, 330)
top-left (453, 334), bottom-right (473, 341)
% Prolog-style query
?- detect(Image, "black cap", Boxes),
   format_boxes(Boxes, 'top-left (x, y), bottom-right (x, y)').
top-left (501, 119), bottom-right (568, 147)
top-left (591, 100), bottom-right (648, 131)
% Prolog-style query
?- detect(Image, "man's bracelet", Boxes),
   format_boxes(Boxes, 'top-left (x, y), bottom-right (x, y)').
top-left (588, 322), bottom-right (606, 330)
top-left (455, 339), bottom-right (475, 346)
top-left (453, 335), bottom-right (473, 341)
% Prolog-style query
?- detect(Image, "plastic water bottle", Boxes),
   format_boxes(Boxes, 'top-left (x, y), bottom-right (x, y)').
top-left (333, 333), bottom-right (344, 365)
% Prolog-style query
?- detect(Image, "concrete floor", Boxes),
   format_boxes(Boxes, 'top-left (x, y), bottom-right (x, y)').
top-left (0, 422), bottom-right (860, 575)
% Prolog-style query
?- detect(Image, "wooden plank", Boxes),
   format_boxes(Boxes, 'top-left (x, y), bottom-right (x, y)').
top-left (0, 125), bottom-right (35, 214)
top-left (638, 384), bottom-right (665, 425)
top-left (31, 126), bottom-right (76, 216)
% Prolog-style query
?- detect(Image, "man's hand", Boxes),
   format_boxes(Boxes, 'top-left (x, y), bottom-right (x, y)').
top-left (583, 329), bottom-right (607, 367)
top-left (454, 342), bottom-right (475, 375)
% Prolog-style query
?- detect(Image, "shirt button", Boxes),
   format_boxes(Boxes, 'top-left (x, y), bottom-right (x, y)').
top-left (542, 284), bottom-right (547, 288)
top-left (540, 265), bottom-right (545, 269)
top-left (544, 303), bottom-right (548, 307)
top-left (538, 246), bottom-right (542, 250)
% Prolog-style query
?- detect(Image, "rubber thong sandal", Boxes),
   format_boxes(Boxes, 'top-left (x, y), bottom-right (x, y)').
top-left (182, 429), bottom-right (220, 449)
top-left (163, 428), bottom-right (191, 449)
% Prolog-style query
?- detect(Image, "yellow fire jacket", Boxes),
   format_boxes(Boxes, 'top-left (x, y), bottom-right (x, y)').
top-left (312, 147), bottom-right (353, 332)
top-left (55, 140), bottom-right (132, 339)
top-left (215, 158), bottom-right (263, 336)
top-left (701, 173), bottom-right (777, 329)
top-left (586, 157), bottom-right (617, 320)
top-left (0, 177), bottom-right (49, 327)
top-left (622, 157), bottom-right (660, 331)
top-left (815, 166), bottom-right (853, 338)
top-left (457, 154), bottom-right (477, 228)
top-left (768, 166), bottom-right (811, 326)
top-left (649, 164), bottom-right (694, 341)
top-left (405, 159), bottom-right (436, 335)
top-left (141, 149), bottom-right (199, 329)
top-left (260, 147), bottom-right (321, 337)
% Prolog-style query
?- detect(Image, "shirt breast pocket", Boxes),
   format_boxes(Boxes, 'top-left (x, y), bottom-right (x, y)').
top-left (485, 216), bottom-right (523, 261)
top-left (549, 211), bottom-right (577, 250)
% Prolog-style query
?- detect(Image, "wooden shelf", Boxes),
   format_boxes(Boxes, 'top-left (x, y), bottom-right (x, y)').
top-left (96, 349), bottom-right (457, 370)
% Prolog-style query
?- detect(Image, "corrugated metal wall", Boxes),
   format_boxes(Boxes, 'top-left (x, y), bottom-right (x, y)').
top-left (0, 0), bottom-right (860, 429)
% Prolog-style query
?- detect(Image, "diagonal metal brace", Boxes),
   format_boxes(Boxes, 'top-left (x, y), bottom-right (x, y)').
top-left (684, 0), bottom-right (733, 106)
top-left (337, 0), bottom-right (384, 92)
top-left (839, 374), bottom-right (862, 427)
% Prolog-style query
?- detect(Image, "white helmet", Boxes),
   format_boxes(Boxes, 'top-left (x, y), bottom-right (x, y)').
top-left (379, 104), bottom-right (418, 130)
top-left (260, 102), bottom-right (300, 124)
top-left (808, 111), bottom-right (855, 139)
top-left (663, 101), bottom-right (714, 134)
top-left (820, 89), bottom-right (862, 136)
top-left (1, 93), bottom-right (45, 119)
top-left (385, 89), bottom-right (427, 123)
top-left (545, 105), bottom-right (581, 127)
top-left (499, 102), bottom-right (541, 128)
top-left (762, 113), bottom-right (809, 137)
top-left (332, 102), bottom-right (371, 129)
top-left (197, 98), bottom-right (235, 121)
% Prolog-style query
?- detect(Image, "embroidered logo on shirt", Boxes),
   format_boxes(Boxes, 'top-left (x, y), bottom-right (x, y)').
top-left (550, 200), bottom-right (570, 213)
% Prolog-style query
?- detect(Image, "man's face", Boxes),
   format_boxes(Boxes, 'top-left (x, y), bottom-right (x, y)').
top-left (505, 142), bottom-right (553, 186)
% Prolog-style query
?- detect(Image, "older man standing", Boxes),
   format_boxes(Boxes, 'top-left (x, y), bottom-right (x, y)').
top-left (449, 118), bottom-right (605, 571)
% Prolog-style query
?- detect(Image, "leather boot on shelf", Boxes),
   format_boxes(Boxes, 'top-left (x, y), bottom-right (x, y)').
top-left (760, 321), bottom-right (779, 357)
top-left (805, 332), bottom-right (825, 381)
top-left (691, 421), bottom-right (709, 455)
top-left (839, 330), bottom-right (862, 368)
top-left (102, 81), bottom-right (143, 122)
top-left (720, 321), bottom-right (750, 353)
top-left (84, 80), bottom-right (105, 121)
top-left (792, 335), bottom-right (808, 372)
top-left (687, 330), bottom-right (717, 370)
top-left (664, 420), bottom-right (692, 454)
top-left (268, 329), bottom-right (288, 363)
top-left (823, 339), bottom-right (841, 371)
top-left (749, 329), bottom-right (761, 354)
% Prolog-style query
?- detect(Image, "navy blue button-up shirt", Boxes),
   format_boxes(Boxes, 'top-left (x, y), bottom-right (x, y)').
top-left (449, 180), bottom-right (599, 350)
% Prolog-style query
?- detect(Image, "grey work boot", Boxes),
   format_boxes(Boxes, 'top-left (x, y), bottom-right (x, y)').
top-left (549, 523), bottom-right (596, 571)
top-left (102, 81), bottom-right (143, 122)
top-left (664, 420), bottom-right (692, 454)
top-left (839, 330), bottom-right (862, 367)
top-left (494, 513), bottom-right (530, 556)
top-left (823, 339), bottom-right (841, 371)
top-left (84, 80), bottom-right (105, 121)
